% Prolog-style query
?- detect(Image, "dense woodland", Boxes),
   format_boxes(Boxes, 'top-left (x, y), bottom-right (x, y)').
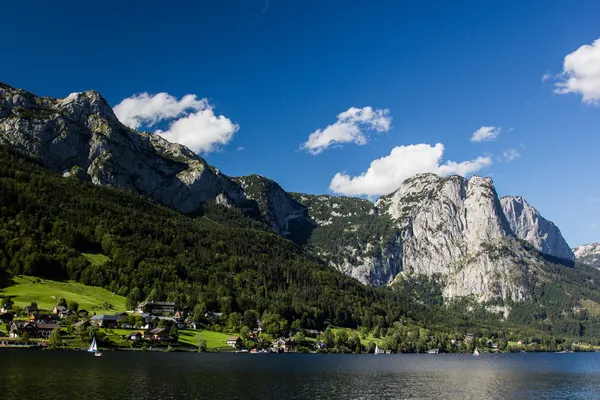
top-left (1, 146), bottom-right (600, 347)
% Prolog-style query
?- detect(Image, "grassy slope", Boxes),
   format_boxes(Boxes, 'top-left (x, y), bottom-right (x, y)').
top-left (81, 252), bottom-right (110, 266)
top-left (178, 329), bottom-right (237, 349)
top-left (0, 275), bottom-right (126, 312)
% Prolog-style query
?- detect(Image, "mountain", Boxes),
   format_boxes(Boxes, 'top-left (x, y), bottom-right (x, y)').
top-left (233, 175), bottom-right (315, 244)
top-left (573, 243), bottom-right (600, 268)
top-left (0, 83), bottom-right (585, 305)
top-left (500, 196), bottom-right (575, 261)
top-left (376, 174), bottom-right (541, 302)
top-left (290, 193), bottom-right (402, 286)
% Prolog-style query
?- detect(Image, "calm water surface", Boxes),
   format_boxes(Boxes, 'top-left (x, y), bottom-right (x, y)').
top-left (1, 351), bottom-right (600, 399)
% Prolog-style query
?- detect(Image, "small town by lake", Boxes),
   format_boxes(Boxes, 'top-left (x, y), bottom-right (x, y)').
top-left (2, 351), bottom-right (600, 400)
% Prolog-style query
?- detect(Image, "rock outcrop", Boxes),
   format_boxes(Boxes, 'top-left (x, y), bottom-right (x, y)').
top-left (376, 174), bottom-right (534, 302)
top-left (501, 196), bottom-right (575, 260)
top-left (573, 243), bottom-right (600, 268)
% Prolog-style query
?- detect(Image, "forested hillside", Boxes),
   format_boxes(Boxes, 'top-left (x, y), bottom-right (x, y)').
top-left (2, 146), bottom-right (600, 343)
top-left (0, 146), bottom-right (421, 332)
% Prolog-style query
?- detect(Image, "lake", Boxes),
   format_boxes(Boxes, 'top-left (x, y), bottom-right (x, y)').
top-left (1, 351), bottom-right (600, 399)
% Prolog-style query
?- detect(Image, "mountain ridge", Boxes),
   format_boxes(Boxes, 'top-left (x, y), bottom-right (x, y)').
top-left (0, 83), bottom-right (579, 304)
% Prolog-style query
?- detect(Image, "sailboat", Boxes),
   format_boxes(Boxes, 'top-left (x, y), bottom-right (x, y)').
top-left (473, 347), bottom-right (480, 356)
top-left (88, 337), bottom-right (102, 357)
top-left (374, 345), bottom-right (381, 354)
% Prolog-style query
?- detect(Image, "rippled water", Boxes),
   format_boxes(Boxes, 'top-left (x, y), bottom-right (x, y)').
top-left (1, 351), bottom-right (600, 399)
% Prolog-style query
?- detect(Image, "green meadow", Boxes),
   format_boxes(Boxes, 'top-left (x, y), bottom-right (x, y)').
top-left (0, 275), bottom-right (126, 312)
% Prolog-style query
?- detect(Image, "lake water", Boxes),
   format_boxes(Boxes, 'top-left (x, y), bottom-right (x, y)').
top-left (1, 351), bottom-right (600, 399)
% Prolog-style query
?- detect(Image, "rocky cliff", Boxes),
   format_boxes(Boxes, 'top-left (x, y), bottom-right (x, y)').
top-left (376, 174), bottom-right (536, 302)
top-left (573, 243), bottom-right (600, 268)
top-left (291, 193), bottom-right (402, 286)
top-left (501, 196), bottom-right (575, 260)
top-left (0, 83), bottom-right (247, 214)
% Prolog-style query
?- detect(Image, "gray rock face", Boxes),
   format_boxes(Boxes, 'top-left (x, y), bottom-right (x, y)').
top-left (376, 174), bottom-right (533, 302)
top-left (573, 243), bottom-right (600, 268)
top-left (501, 196), bottom-right (575, 261)
top-left (234, 175), bottom-right (315, 242)
top-left (291, 193), bottom-right (402, 286)
top-left (0, 83), bottom-right (245, 214)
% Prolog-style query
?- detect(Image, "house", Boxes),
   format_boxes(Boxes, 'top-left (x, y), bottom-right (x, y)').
top-left (30, 313), bottom-right (59, 324)
top-left (0, 313), bottom-right (14, 323)
top-left (59, 309), bottom-right (74, 319)
top-left (464, 333), bottom-right (474, 342)
top-left (9, 321), bottom-right (37, 338)
top-left (427, 348), bottom-right (440, 354)
top-left (52, 305), bottom-right (67, 315)
top-left (90, 314), bottom-right (120, 328)
top-left (147, 328), bottom-right (170, 341)
top-left (205, 311), bottom-right (223, 320)
top-left (227, 336), bottom-right (243, 348)
top-left (272, 338), bottom-right (296, 353)
top-left (37, 324), bottom-right (60, 338)
top-left (126, 331), bottom-right (143, 341)
top-left (24, 305), bottom-right (39, 314)
top-left (9, 321), bottom-right (59, 338)
top-left (313, 341), bottom-right (327, 350)
top-left (135, 301), bottom-right (176, 315)
top-left (73, 320), bottom-right (90, 330)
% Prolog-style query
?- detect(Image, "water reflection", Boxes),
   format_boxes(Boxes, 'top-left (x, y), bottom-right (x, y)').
top-left (1, 351), bottom-right (600, 399)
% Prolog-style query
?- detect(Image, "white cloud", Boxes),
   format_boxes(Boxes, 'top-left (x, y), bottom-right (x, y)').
top-left (155, 109), bottom-right (239, 154)
top-left (542, 73), bottom-right (552, 82)
top-left (301, 106), bottom-right (392, 154)
top-left (329, 143), bottom-right (492, 197)
top-left (113, 92), bottom-right (207, 130)
top-left (113, 92), bottom-right (238, 154)
top-left (502, 148), bottom-right (520, 162)
top-left (554, 38), bottom-right (600, 104)
top-left (471, 126), bottom-right (501, 142)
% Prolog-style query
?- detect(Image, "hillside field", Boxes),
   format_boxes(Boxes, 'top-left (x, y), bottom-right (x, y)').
top-left (0, 275), bottom-right (126, 312)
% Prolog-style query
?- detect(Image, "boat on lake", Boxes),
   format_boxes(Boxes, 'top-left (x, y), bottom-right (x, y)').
top-left (88, 337), bottom-right (102, 357)
top-left (473, 347), bottom-right (480, 356)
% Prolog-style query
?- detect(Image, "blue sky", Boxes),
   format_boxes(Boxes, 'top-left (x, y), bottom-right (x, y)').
top-left (1, 0), bottom-right (600, 246)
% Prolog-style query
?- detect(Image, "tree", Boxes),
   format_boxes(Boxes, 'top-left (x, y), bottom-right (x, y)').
top-left (67, 301), bottom-right (79, 312)
top-left (227, 312), bottom-right (242, 332)
top-left (169, 324), bottom-right (179, 341)
top-left (2, 297), bottom-right (14, 307)
top-left (322, 327), bottom-right (335, 348)
top-left (30, 302), bottom-right (38, 308)
top-left (295, 331), bottom-right (306, 344)
top-left (243, 309), bottom-right (259, 329)
top-left (58, 298), bottom-right (67, 307)
top-left (126, 287), bottom-right (142, 311)
top-left (193, 303), bottom-right (207, 323)
top-left (48, 328), bottom-right (62, 348)
top-left (198, 334), bottom-right (207, 352)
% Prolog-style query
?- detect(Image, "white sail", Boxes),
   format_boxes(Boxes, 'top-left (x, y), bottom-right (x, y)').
top-left (473, 347), bottom-right (480, 356)
top-left (88, 337), bottom-right (97, 352)
top-left (374, 345), bottom-right (380, 354)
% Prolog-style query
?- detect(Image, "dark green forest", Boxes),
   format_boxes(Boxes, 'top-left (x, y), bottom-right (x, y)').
top-left (1, 145), bottom-right (600, 347)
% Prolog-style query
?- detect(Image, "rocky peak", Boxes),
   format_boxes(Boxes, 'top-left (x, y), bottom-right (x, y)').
top-left (573, 242), bottom-right (600, 268)
top-left (500, 196), bottom-right (575, 260)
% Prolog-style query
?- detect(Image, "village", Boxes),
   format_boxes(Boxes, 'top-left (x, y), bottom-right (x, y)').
top-left (0, 299), bottom-right (325, 353)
